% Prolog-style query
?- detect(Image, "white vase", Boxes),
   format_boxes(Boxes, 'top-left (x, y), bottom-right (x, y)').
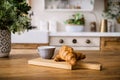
top-left (107, 19), bottom-right (115, 32)
top-left (49, 20), bottom-right (57, 32)
top-left (65, 25), bottom-right (84, 32)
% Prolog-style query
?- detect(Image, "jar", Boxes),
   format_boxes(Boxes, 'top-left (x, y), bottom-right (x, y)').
top-left (90, 22), bottom-right (96, 32)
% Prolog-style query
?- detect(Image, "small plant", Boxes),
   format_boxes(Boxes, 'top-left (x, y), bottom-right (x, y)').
top-left (65, 13), bottom-right (85, 25)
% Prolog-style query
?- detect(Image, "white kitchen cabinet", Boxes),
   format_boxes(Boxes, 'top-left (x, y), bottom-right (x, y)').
top-left (49, 32), bottom-right (120, 50)
top-left (44, 0), bottom-right (95, 11)
top-left (49, 36), bottom-right (100, 50)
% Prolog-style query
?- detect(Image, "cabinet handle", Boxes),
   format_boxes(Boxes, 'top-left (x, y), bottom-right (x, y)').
top-left (72, 39), bottom-right (77, 44)
top-left (86, 39), bottom-right (91, 44)
top-left (59, 39), bottom-right (64, 44)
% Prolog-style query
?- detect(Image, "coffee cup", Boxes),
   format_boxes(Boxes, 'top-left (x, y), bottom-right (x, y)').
top-left (38, 46), bottom-right (55, 59)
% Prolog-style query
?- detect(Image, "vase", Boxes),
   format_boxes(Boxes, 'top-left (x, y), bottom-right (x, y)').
top-left (0, 29), bottom-right (11, 58)
top-left (100, 19), bottom-right (108, 32)
top-left (65, 24), bottom-right (84, 32)
top-left (107, 19), bottom-right (115, 32)
top-left (49, 20), bottom-right (57, 32)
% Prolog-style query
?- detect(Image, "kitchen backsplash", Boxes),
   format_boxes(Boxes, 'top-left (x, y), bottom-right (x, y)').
top-left (31, 0), bottom-right (120, 32)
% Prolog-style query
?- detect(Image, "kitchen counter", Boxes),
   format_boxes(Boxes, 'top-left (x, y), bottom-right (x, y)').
top-left (0, 49), bottom-right (120, 80)
top-left (49, 32), bottom-right (120, 50)
top-left (49, 32), bottom-right (120, 37)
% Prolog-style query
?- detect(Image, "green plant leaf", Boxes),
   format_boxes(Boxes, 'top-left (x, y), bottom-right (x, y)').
top-left (0, 0), bottom-right (31, 33)
top-left (64, 13), bottom-right (85, 25)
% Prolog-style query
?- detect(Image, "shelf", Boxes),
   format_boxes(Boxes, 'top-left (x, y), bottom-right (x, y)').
top-left (44, 9), bottom-right (93, 12)
top-left (49, 32), bottom-right (120, 37)
top-left (44, 0), bottom-right (95, 12)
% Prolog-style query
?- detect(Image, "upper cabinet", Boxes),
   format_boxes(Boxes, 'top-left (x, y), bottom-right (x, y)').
top-left (43, 0), bottom-right (95, 11)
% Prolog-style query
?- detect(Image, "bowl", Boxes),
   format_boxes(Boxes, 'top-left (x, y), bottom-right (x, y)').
top-left (38, 46), bottom-right (56, 59)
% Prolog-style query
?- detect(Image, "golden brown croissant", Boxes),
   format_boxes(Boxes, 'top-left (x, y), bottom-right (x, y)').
top-left (54, 45), bottom-right (86, 65)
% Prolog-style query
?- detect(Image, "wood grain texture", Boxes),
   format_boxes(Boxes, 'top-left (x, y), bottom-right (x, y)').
top-left (28, 58), bottom-right (72, 70)
top-left (0, 49), bottom-right (120, 80)
top-left (101, 37), bottom-right (120, 51)
top-left (11, 43), bottom-right (48, 49)
top-left (28, 58), bottom-right (102, 70)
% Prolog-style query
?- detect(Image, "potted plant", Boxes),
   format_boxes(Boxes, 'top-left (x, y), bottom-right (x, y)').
top-left (103, 0), bottom-right (120, 23)
top-left (102, 1), bottom-right (120, 32)
top-left (0, 0), bottom-right (31, 57)
top-left (64, 13), bottom-right (85, 32)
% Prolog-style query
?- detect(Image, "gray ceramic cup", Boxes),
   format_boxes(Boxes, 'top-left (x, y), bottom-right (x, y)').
top-left (38, 46), bottom-right (55, 59)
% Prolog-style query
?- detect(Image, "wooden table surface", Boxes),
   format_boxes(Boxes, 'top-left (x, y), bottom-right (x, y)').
top-left (0, 49), bottom-right (120, 80)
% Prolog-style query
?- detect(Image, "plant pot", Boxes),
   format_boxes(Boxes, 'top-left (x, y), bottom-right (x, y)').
top-left (0, 29), bottom-right (11, 58)
top-left (65, 25), bottom-right (84, 32)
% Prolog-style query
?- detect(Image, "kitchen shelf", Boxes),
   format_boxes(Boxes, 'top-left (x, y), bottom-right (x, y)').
top-left (44, 0), bottom-right (95, 11)
top-left (49, 32), bottom-right (120, 37)
top-left (44, 9), bottom-right (93, 12)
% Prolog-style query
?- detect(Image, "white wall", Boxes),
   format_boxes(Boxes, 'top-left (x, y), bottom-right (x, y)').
top-left (31, 0), bottom-right (120, 32)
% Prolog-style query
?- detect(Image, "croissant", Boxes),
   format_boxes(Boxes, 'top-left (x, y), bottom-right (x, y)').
top-left (54, 45), bottom-right (86, 65)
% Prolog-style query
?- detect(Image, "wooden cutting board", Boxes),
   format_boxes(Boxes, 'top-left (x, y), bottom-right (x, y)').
top-left (28, 58), bottom-right (102, 70)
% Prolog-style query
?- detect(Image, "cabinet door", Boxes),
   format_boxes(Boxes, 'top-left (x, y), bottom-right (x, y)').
top-left (101, 37), bottom-right (120, 51)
